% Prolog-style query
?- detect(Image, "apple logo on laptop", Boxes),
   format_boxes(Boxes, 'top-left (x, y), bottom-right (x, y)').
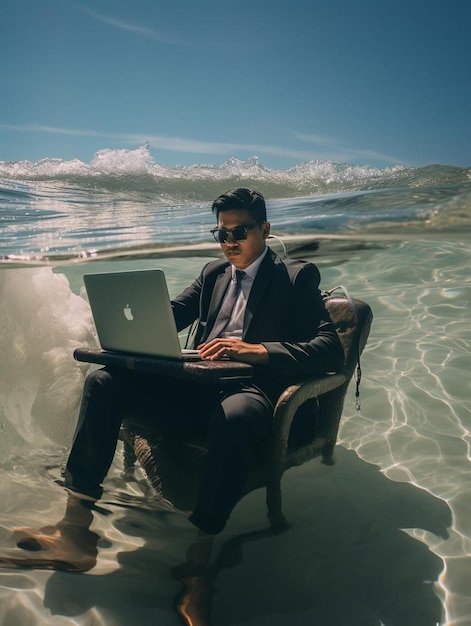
top-left (123, 304), bottom-right (134, 321)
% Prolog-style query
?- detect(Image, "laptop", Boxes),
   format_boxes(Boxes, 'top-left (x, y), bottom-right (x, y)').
top-left (83, 268), bottom-right (201, 360)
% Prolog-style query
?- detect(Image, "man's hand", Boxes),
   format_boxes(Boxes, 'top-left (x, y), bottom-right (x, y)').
top-left (197, 338), bottom-right (269, 365)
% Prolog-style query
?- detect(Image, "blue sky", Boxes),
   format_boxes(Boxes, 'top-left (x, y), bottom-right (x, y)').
top-left (1, 0), bottom-right (469, 169)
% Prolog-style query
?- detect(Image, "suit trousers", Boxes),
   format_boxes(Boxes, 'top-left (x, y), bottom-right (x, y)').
top-left (65, 367), bottom-right (273, 531)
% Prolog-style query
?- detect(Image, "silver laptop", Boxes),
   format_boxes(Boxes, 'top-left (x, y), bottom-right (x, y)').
top-left (83, 268), bottom-right (201, 360)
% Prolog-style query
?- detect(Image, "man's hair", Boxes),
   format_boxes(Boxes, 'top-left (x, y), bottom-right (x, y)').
top-left (212, 188), bottom-right (267, 223)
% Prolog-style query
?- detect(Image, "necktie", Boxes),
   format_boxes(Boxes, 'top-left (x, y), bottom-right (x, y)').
top-left (206, 270), bottom-right (245, 340)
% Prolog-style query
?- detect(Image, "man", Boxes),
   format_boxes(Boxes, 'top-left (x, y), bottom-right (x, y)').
top-left (0, 188), bottom-right (343, 570)
top-left (64, 187), bottom-right (343, 535)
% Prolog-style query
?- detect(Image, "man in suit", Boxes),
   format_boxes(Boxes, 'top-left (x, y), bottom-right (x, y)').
top-left (64, 188), bottom-right (344, 535)
top-left (0, 187), bottom-right (344, 576)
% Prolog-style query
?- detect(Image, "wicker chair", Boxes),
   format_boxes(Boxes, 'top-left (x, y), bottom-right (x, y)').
top-left (118, 293), bottom-right (373, 524)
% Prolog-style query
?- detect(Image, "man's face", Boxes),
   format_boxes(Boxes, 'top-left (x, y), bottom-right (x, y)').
top-left (216, 209), bottom-right (270, 269)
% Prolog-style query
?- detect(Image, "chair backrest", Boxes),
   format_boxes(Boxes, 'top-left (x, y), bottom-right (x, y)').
top-left (324, 296), bottom-right (373, 380)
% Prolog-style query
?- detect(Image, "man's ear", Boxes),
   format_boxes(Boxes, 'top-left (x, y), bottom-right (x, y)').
top-left (262, 221), bottom-right (271, 239)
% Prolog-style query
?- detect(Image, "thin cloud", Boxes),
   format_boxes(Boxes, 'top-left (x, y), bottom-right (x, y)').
top-left (1, 124), bottom-right (404, 165)
top-left (0, 124), bottom-right (323, 162)
top-left (294, 132), bottom-right (405, 165)
top-left (75, 4), bottom-right (184, 45)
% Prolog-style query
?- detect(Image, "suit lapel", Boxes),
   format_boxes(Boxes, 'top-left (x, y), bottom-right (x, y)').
top-left (243, 248), bottom-right (277, 339)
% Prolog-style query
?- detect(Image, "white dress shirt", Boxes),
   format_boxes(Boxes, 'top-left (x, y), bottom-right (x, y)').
top-left (220, 247), bottom-right (268, 339)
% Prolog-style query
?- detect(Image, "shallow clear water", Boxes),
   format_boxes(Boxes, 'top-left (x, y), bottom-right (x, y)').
top-left (0, 151), bottom-right (470, 625)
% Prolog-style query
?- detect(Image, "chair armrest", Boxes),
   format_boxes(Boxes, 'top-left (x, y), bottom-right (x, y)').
top-left (266, 373), bottom-right (346, 471)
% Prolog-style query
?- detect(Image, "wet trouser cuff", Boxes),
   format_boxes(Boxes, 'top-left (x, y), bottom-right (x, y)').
top-left (188, 507), bottom-right (228, 535)
top-left (63, 469), bottom-right (103, 501)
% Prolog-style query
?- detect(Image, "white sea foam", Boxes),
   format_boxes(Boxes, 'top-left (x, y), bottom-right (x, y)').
top-left (0, 268), bottom-right (96, 452)
top-left (3, 144), bottom-right (468, 198)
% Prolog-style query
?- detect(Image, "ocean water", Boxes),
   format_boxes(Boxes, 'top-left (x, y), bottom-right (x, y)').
top-left (0, 146), bottom-right (470, 625)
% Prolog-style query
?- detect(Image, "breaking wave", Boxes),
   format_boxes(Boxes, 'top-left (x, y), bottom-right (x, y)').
top-left (1, 144), bottom-right (470, 201)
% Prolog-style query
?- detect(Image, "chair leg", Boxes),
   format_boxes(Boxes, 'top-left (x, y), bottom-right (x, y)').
top-left (318, 382), bottom-right (349, 466)
top-left (321, 441), bottom-right (336, 465)
top-left (266, 481), bottom-right (288, 528)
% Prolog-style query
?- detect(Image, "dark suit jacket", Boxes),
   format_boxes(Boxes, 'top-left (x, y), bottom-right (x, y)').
top-left (171, 247), bottom-right (344, 403)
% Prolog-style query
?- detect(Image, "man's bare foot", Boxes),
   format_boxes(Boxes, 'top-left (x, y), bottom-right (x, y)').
top-left (0, 494), bottom-right (100, 573)
top-left (0, 523), bottom-right (99, 573)
top-left (173, 574), bottom-right (215, 626)
top-left (173, 537), bottom-right (215, 626)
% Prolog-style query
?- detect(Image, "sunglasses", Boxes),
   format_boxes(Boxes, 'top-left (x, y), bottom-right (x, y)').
top-left (210, 222), bottom-right (262, 244)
